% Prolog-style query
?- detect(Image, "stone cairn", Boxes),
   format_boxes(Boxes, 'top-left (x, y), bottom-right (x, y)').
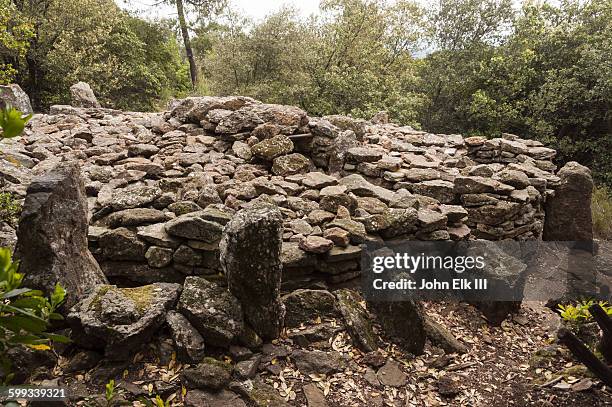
top-left (2, 95), bottom-right (596, 399)
top-left (0, 96), bottom-right (562, 291)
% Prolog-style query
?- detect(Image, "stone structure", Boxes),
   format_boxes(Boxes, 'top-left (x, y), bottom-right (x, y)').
top-left (0, 97), bottom-right (565, 291)
top-left (1, 96), bottom-right (595, 402)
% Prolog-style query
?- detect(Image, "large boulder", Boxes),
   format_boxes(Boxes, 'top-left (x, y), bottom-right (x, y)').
top-left (220, 203), bottom-right (285, 340)
top-left (70, 81), bottom-right (101, 108)
top-left (67, 283), bottom-right (181, 360)
top-left (0, 84), bottom-right (33, 114)
top-left (15, 162), bottom-right (107, 309)
top-left (544, 161), bottom-right (593, 241)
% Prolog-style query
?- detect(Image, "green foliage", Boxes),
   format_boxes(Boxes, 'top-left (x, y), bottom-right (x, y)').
top-left (5, 0), bottom-right (191, 111)
top-left (0, 192), bottom-right (20, 227)
top-left (0, 0), bottom-right (34, 84)
top-left (593, 186), bottom-right (612, 239)
top-left (558, 299), bottom-right (612, 325)
top-left (202, 1), bottom-right (427, 127)
top-left (0, 247), bottom-right (68, 383)
top-left (105, 379), bottom-right (116, 404)
top-left (0, 105), bottom-right (32, 139)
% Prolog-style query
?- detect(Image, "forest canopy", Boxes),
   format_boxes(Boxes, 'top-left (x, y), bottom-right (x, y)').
top-left (0, 0), bottom-right (610, 185)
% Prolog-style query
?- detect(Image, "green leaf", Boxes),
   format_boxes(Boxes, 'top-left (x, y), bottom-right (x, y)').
top-left (43, 333), bottom-right (71, 343)
top-left (1, 288), bottom-right (31, 299)
top-left (0, 106), bottom-right (31, 139)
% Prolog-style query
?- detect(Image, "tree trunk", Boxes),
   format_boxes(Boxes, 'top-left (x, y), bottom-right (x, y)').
top-left (175, 0), bottom-right (198, 88)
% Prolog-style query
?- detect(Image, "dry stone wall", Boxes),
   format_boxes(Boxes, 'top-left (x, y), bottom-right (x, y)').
top-left (0, 96), bottom-right (562, 290)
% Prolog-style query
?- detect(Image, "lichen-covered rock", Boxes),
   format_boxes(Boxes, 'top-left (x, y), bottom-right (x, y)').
top-left (272, 153), bottom-right (311, 176)
top-left (165, 211), bottom-right (224, 242)
top-left (185, 390), bottom-right (246, 407)
top-left (166, 310), bottom-right (206, 363)
top-left (178, 276), bottom-right (244, 347)
top-left (335, 289), bottom-right (378, 353)
top-left (181, 357), bottom-right (232, 390)
top-left (544, 161), bottom-right (593, 241)
top-left (251, 135), bottom-right (294, 161)
top-left (111, 184), bottom-right (162, 210)
top-left (102, 208), bottom-right (170, 227)
top-left (220, 203), bottom-right (285, 340)
top-left (98, 227), bottom-right (147, 261)
top-left (16, 162), bottom-right (107, 309)
top-left (67, 283), bottom-right (181, 360)
top-left (282, 289), bottom-right (339, 328)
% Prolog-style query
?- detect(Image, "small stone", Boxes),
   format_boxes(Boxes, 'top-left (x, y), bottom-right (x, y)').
top-left (303, 383), bottom-right (329, 407)
top-left (166, 311), bottom-right (206, 363)
top-left (323, 227), bottom-right (350, 247)
top-left (145, 246), bottom-right (173, 268)
top-left (181, 357), bottom-right (232, 390)
top-left (299, 236), bottom-right (334, 253)
top-left (251, 135), bottom-right (293, 161)
top-left (376, 360), bottom-right (406, 387)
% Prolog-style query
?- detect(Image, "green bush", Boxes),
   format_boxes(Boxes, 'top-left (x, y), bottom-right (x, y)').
top-left (593, 186), bottom-right (612, 239)
top-left (0, 247), bottom-right (68, 383)
top-left (0, 193), bottom-right (21, 228)
top-left (558, 299), bottom-right (612, 326)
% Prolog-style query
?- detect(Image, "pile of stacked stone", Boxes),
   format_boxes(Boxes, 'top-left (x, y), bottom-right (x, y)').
top-left (0, 96), bottom-right (561, 289)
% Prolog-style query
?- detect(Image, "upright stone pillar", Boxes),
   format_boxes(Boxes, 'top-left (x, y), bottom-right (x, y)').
top-left (220, 203), bottom-right (285, 340)
top-left (16, 162), bottom-right (107, 309)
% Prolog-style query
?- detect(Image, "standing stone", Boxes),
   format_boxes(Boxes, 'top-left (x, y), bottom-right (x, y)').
top-left (367, 298), bottom-right (426, 355)
top-left (544, 161), bottom-right (593, 241)
top-left (0, 84), bottom-right (33, 114)
top-left (16, 162), bottom-right (107, 309)
top-left (220, 203), bottom-right (285, 340)
top-left (70, 82), bottom-right (101, 108)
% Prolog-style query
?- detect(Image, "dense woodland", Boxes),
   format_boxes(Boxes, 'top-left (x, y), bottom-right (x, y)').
top-left (1, 0), bottom-right (610, 186)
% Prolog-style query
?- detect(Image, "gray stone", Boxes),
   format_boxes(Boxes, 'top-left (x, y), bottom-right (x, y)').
top-left (98, 227), bottom-right (147, 261)
top-left (291, 349), bottom-right (347, 375)
top-left (178, 276), bottom-right (244, 347)
top-left (145, 246), bottom-right (174, 268)
top-left (336, 289), bottom-right (378, 353)
top-left (0, 84), bottom-right (33, 113)
top-left (181, 357), bottom-right (232, 390)
top-left (544, 161), bottom-right (593, 241)
top-left (67, 283), bottom-right (181, 360)
top-left (166, 311), bottom-right (206, 363)
top-left (165, 212), bottom-right (224, 242)
top-left (16, 162), bottom-right (107, 309)
top-left (70, 82), bottom-right (101, 108)
top-left (282, 289), bottom-right (339, 328)
top-left (111, 185), bottom-right (162, 210)
top-left (220, 203), bottom-right (285, 340)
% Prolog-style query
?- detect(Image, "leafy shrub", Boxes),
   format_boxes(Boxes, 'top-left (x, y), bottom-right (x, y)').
top-left (558, 299), bottom-right (612, 326)
top-left (0, 247), bottom-right (68, 383)
top-left (593, 186), bottom-right (612, 239)
top-left (0, 105), bottom-right (31, 139)
top-left (0, 193), bottom-right (21, 227)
